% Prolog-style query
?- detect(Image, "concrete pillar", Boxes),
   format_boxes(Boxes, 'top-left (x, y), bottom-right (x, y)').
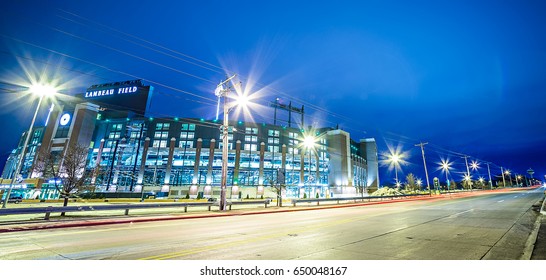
top-left (91, 139), bottom-right (105, 185)
top-left (206, 139), bottom-right (215, 185)
top-left (299, 147), bottom-right (304, 185)
top-left (190, 138), bottom-right (202, 197)
top-left (233, 140), bottom-right (241, 185)
top-left (162, 137), bottom-right (176, 192)
top-left (135, 137), bottom-right (150, 192)
top-left (315, 152), bottom-right (320, 184)
top-left (111, 138), bottom-right (126, 191)
top-left (258, 142), bottom-right (265, 186)
top-left (232, 140), bottom-right (241, 199)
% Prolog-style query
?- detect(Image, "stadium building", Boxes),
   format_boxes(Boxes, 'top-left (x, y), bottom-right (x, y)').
top-left (1, 80), bottom-right (379, 200)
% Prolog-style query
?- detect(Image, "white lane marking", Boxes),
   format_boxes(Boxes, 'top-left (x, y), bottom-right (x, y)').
top-left (498, 200), bottom-right (504, 203)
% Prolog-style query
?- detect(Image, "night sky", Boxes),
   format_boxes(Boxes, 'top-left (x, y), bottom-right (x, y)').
top-left (1, 0), bottom-right (545, 185)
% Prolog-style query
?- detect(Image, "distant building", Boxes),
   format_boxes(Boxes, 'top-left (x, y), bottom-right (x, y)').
top-left (1, 80), bottom-right (379, 200)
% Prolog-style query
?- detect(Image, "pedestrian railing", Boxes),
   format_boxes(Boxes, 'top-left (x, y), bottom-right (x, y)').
top-left (0, 199), bottom-right (271, 220)
top-left (290, 193), bottom-right (430, 207)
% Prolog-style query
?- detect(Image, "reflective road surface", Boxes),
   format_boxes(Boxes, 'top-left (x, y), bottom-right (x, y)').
top-left (0, 188), bottom-right (543, 260)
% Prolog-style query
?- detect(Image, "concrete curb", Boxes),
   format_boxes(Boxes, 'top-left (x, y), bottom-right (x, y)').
top-left (540, 194), bottom-right (546, 215)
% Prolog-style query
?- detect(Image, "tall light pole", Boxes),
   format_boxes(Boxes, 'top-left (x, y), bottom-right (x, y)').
top-left (505, 170), bottom-right (512, 187)
top-left (501, 167), bottom-right (506, 188)
top-left (462, 155), bottom-right (472, 191)
top-left (415, 142), bottom-right (430, 193)
top-left (440, 160), bottom-right (451, 192)
top-left (486, 162), bottom-right (493, 189)
top-left (2, 84), bottom-right (56, 208)
top-left (215, 74), bottom-right (236, 211)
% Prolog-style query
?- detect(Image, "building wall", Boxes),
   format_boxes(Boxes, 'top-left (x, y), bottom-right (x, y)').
top-left (3, 92), bottom-right (380, 200)
top-left (361, 138), bottom-right (379, 190)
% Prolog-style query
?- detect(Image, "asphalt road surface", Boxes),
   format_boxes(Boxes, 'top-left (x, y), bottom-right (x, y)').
top-left (0, 188), bottom-right (543, 260)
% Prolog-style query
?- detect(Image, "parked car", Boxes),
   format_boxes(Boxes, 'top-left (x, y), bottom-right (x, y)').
top-left (0, 196), bottom-right (23, 204)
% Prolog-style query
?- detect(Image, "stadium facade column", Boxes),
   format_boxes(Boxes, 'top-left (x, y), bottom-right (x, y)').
top-left (299, 147), bottom-right (304, 186)
top-left (315, 152), bottom-right (320, 184)
top-left (90, 139), bottom-right (105, 185)
top-left (205, 139), bottom-right (215, 197)
top-left (257, 142), bottom-right (265, 196)
top-left (191, 138), bottom-right (202, 197)
top-left (232, 140), bottom-right (241, 199)
top-left (135, 137), bottom-right (150, 192)
top-left (162, 137), bottom-right (176, 193)
top-left (111, 138), bottom-right (126, 190)
top-left (281, 144), bottom-right (286, 170)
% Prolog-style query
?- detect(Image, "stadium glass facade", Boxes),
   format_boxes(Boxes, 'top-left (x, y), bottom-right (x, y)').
top-left (1, 80), bottom-right (379, 200)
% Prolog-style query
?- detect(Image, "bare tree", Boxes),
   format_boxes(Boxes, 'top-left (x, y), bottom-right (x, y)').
top-left (266, 174), bottom-right (283, 207)
top-left (35, 144), bottom-right (93, 215)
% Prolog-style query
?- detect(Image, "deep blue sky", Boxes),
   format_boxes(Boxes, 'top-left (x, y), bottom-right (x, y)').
top-left (1, 0), bottom-right (545, 185)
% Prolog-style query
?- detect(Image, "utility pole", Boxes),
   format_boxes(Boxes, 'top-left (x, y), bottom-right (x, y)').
top-left (486, 162), bottom-right (493, 190)
top-left (415, 142), bottom-right (430, 194)
top-left (215, 74), bottom-right (236, 211)
top-left (462, 155), bottom-right (472, 191)
top-left (501, 167), bottom-right (506, 188)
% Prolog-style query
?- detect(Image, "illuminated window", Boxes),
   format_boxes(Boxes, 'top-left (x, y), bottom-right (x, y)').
top-left (244, 144), bottom-right (258, 151)
top-left (268, 138), bottom-right (279, 144)
top-left (108, 132), bottom-right (121, 139)
top-left (179, 141), bottom-right (193, 148)
top-left (181, 123), bottom-right (196, 131)
top-left (245, 135), bottom-right (258, 142)
top-left (156, 123), bottom-right (170, 130)
top-left (153, 140), bottom-right (167, 148)
top-left (268, 130), bottom-right (280, 137)
top-left (154, 132), bottom-right (168, 138)
top-left (268, 146), bottom-right (280, 153)
top-left (245, 127), bottom-right (258, 134)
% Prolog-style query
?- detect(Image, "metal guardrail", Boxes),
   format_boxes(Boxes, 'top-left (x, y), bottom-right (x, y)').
top-left (0, 200), bottom-right (271, 220)
top-left (290, 193), bottom-right (430, 207)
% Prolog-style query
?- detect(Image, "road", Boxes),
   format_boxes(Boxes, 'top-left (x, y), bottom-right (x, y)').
top-left (0, 187), bottom-right (543, 260)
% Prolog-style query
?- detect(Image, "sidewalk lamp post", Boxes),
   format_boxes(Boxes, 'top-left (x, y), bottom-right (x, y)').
top-left (2, 84), bottom-right (57, 208)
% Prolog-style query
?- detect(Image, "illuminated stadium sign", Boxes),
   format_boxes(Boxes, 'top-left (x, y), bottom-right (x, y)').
top-left (84, 86), bottom-right (138, 98)
top-left (79, 79), bottom-right (154, 117)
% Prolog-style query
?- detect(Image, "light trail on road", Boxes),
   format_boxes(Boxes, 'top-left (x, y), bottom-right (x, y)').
top-left (0, 187), bottom-right (543, 260)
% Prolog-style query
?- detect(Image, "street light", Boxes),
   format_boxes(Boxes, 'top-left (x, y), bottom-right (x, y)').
top-left (516, 175), bottom-right (522, 187)
top-left (2, 83), bottom-right (57, 208)
top-left (463, 174), bottom-right (471, 189)
top-left (470, 160), bottom-right (479, 171)
top-left (387, 152), bottom-right (403, 185)
top-left (504, 169), bottom-right (512, 187)
top-left (479, 177), bottom-right (485, 189)
top-left (440, 159), bottom-right (452, 191)
top-left (214, 74), bottom-right (252, 211)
